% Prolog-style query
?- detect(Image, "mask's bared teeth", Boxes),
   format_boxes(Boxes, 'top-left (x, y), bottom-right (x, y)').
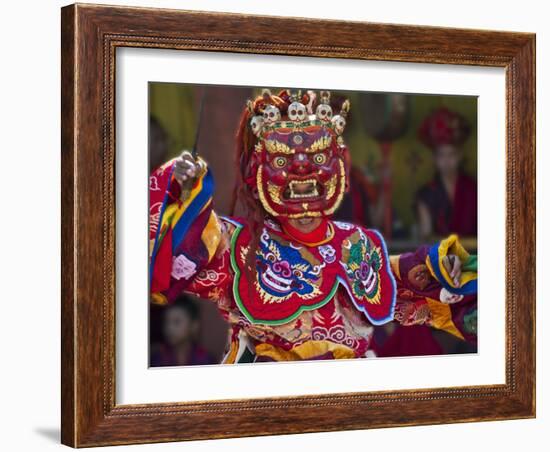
top-left (287, 179), bottom-right (322, 199)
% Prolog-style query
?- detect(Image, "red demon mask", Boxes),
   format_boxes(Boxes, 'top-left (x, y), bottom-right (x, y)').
top-left (240, 90), bottom-right (351, 220)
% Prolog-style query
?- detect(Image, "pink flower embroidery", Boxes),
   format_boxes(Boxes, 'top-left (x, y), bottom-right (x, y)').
top-left (149, 202), bottom-right (163, 235)
top-left (171, 254), bottom-right (197, 281)
top-left (149, 175), bottom-right (161, 191)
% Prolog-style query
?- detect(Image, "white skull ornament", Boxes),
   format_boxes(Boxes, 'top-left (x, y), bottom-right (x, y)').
top-left (263, 105), bottom-right (281, 124)
top-left (249, 115), bottom-right (264, 136)
top-left (316, 103), bottom-right (333, 121)
top-left (287, 101), bottom-right (307, 122)
top-left (331, 115), bottom-right (346, 135)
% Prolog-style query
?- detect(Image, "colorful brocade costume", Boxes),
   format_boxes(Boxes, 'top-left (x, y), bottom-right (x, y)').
top-left (149, 89), bottom-right (478, 363)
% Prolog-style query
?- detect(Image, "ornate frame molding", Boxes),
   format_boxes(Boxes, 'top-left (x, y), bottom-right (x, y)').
top-left (61, 4), bottom-right (535, 446)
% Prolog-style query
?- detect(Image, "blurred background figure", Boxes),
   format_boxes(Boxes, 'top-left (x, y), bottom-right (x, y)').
top-left (149, 116), bottom-right (170, 174)
top-left (354, 92), bottom-right (411, 238)
top-left (335, 165), bottom-right (380, 227)
top-left (415, 107), bottom-right (477, 240)
top-left (150, 296), bottom-right (216, 367)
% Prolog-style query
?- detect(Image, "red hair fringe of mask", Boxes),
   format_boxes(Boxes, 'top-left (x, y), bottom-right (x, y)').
top-left (230, 90), bottom-right (290, 296)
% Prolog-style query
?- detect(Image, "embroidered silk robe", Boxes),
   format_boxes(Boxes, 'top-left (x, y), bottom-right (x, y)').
top-left (149, 160), bottom-right (477, 363)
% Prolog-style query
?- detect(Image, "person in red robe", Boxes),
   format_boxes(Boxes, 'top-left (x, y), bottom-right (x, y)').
top-left (416, 107), bottom-right (477, 239)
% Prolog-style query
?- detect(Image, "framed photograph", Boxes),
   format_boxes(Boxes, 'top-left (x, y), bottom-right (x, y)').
top-left (61, 3), bottom-right (536, 447)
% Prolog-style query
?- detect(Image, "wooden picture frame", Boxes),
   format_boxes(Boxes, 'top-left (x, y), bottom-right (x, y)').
top-left (61, 3), bottom-right (535, 447)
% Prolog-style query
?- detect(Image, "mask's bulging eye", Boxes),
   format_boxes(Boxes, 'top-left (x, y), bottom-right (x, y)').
top-left (313, 153), bottom-right (327, 165)
top-left (273, 156), bottom-right (287, 168)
